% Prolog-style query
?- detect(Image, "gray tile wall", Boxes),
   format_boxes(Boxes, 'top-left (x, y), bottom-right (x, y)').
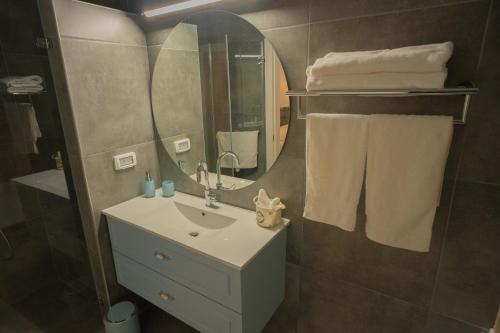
top-left (142, 0), bottom-right (500, 332)
top-left (152, 23), bottom-right (206, 176)
top-left (40, 0), bottom-right (161, 310)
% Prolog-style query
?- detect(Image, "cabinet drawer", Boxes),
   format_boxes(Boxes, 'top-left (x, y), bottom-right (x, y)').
top-left (107, 217), bottom-right (242, 312)
top-left (114, 252), bottom-right (242, 333)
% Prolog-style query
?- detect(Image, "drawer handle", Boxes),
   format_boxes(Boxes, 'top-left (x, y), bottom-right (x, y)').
top-left (154, 251), bottom-right (170, 261)
top-left (159, 291), bottom-right (174, 301)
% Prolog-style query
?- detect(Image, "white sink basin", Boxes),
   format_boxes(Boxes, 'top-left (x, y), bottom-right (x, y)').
top-left (174, 201), bottom-right (237, 230)
top-left (102, 190), bottom-right (289, 268)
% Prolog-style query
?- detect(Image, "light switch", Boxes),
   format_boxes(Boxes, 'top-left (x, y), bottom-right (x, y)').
top-left (174, 138), bottom-right (191, 153)
top-left (113, 152), bottom-right (137, 170)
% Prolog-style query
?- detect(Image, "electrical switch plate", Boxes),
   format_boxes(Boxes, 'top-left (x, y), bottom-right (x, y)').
top-left (174, 138), bottom-right (190, 153)
top-left (113, 152), bottom-right (137, 170)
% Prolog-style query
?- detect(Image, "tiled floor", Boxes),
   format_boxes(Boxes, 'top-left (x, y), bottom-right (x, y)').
top-left (0, 281), bottom-right (102, 333)
top-left (140, 305), bottom-right (198, 333)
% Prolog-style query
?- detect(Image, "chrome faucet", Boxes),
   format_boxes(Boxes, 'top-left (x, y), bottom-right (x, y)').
top-left (196, 160), bottom-right (217, 208)
top-left (216, 151), bottom-right (240, 190)
top-left (177, 160), bottom-right (186, 174)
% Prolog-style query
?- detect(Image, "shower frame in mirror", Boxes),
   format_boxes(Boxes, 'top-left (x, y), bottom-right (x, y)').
top-left (151, 11), bottom-right (292, 191)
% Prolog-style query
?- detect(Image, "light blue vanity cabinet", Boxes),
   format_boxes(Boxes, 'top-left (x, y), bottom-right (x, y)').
top-left (103, 192), bottom-right (289, 333)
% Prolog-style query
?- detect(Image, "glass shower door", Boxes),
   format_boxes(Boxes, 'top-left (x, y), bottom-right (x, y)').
top-left (0, 1), bottom-right (101, 332)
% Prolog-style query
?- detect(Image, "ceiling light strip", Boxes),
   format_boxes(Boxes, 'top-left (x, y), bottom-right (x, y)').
top-left (143, 0), bottom-right (223, 17)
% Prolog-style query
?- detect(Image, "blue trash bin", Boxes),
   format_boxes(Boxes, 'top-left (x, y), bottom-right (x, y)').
top-left (104, 301), bottom-right (141, 333)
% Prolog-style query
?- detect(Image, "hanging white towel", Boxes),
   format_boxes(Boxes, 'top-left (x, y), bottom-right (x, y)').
top-left (3, 102), bottom-right (42, 154)
top-left (306, 71), bottom-right (448, 91)
top-left (27, 104), bottom-right (42, 154)
top-left (217, 131), bottom-right (259, 168)
top-left (308, 42), bottom-right (453, 76)
top-left (303, 114), bottom-right (368, 231)
top-left (365, 115), bottom-right (453, 252)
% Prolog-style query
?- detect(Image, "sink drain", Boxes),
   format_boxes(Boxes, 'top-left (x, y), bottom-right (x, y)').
top-left (188, 231), bottom-right (200, 237)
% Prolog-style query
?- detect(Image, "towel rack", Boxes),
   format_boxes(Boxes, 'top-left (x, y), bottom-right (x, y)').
top-left (287, 83), bottom-right (478, 125)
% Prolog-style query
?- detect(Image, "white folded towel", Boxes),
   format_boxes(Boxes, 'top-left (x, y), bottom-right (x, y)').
top-left (0, 75), bottom-right (44, 87)
top-left (6, 86), bottom-right (44, 94)
top-left (217, 131), bottom-right (259, 169)
top-left (303, 114), bottom-right (368, 231)
top-left (365, 115), bottom-right (453, 252)
top-left (308, 42), bottom-right (453, 77)
top-left (306, 71), bottom-right (448, 91)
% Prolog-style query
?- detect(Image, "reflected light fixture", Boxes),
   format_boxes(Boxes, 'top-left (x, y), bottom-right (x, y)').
top-left (143, 0), bottom-right (223, 17)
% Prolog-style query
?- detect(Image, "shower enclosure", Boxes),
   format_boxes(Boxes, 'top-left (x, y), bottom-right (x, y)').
top-left (0, 1), bottom-right (100, 331)
top-left (199, 36), bottom-right (267, 179)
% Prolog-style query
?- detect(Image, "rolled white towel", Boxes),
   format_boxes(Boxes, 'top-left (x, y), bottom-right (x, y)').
top-left (308, 42), bottom-right (453, 77)
top-left (0, 75), bottom-right (44, 88)
top-left (306, 71), bottom-right (448, 91)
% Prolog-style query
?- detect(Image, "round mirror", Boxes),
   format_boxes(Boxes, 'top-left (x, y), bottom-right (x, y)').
top-left (152, 11), bottom-right (290, 190)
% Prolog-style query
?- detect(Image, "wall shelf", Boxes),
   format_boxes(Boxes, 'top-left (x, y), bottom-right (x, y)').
top-left (287, 85), bottom-right (479, 124)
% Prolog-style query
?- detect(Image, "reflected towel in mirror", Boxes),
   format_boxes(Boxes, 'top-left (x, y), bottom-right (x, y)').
top-left (217, 131), bottom-right (259, 169)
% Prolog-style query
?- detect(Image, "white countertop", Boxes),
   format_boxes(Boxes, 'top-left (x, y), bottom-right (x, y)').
top-left (102, 190), bottom-right (289, 269)
top-left (12, 169), bottom-right (69, 199)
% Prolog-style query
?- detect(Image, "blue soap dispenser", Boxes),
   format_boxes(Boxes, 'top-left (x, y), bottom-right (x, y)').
top-left (144, 171), bottom-right (156, 198)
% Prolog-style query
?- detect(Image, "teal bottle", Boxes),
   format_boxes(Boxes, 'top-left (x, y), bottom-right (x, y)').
top-left (144, 171), bottom-right (156, 198)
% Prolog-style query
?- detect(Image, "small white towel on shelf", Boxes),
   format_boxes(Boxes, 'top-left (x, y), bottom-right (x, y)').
top-left (365, 115), bottom-right (453, 252)
top-left (306, 71), bottom-right (448, 91)
top-left (0, 75), bottom-right (43, 87)
top-left (217, 131), bottom-right (259, 169)
top-left (6, 86), bottom-right (44, 94)
top-left (308, 42), bottom-right (453, 77)
top-left (303, 114), bottom-right (368, 231)
top-left (1, 75), bottom-right (44, 94)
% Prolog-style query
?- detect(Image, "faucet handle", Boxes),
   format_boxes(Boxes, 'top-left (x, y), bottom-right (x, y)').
top-left (205, 189), bottom-right (218, 208)
top-left (208, 191), bottom-right (217, 201)
top-left (196, 160), bottom-right (205, 183)
top-left (197, 160), bottom-right (207, 169)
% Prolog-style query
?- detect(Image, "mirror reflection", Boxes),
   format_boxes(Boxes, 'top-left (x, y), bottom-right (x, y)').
top-left (152, 11), bottom-right (290, 190)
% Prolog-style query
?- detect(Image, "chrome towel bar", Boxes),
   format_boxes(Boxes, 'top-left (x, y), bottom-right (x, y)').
top-left (287, 84), bottom-right (478, 125)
